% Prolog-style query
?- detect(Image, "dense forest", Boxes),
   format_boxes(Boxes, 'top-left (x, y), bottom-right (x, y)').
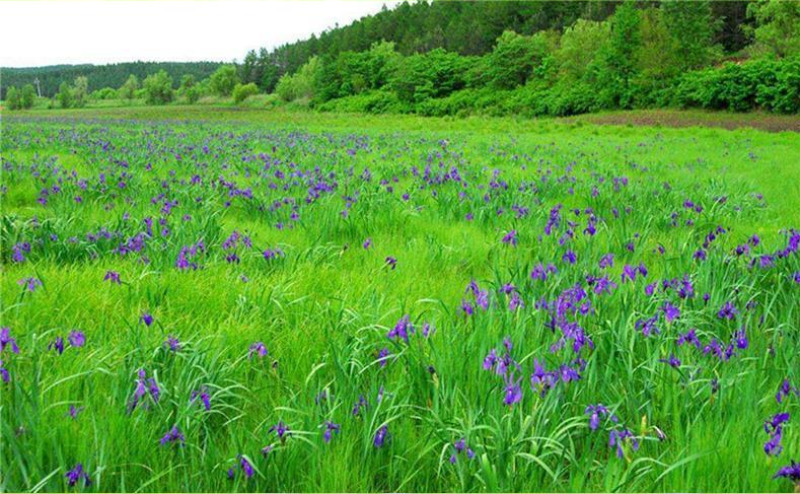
top-left (1, 62), bottom-right (221, 98)
top-left (240, 1), bottom-right (755, 93)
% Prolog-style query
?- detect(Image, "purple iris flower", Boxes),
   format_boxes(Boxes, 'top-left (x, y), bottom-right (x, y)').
top-left (388, 315), bottom-right (414, 342)
top-left (502, 230), bottom-right (517, 247)
top-left (585, 404), bottom-right (614, 430)
top-left (269, 421), bottom-right (291, 442)
top-left (373, 425), bottom-right (389, 448)
top-left (0, 360), bottom-right (9, 383)
top-left (376, 347), bottom-right (391, 367)
top-left (718, 301), bottom-right (738, 320)
top-left (141, 312), bottom-right (154, 326)
top-left (599, 253), bottom-right (614, 269)
top-left (129, 368), bottom-right (160, 411)
top-left (239, 455), bottom-right (254, 478)
top-left (662, 303), bottom-right (680, 323)
top-left (777, 380), bottom-right (799, 404)
top-left (385, 256), bottom-right (397, 270)
top-left (323, 421), bottom-right (340, 443)
top-left (0, 327), bottom-right (19, 354)
top-left (659, 354), bottom-right (681, 369)
top-left (104, 271), bottom-right (121, 284)
top-left (249, 342), bottom-right (268, 359)
top-left (450, 438), bottom-right (475, 463)
top-left (18, 277), bottom-right (43, 292)
top-left (67, 405), bottom-right (84, 419)
top-left (363, 238), bottom-right (372, 250)
top-left (65, 463), bottom-right (91, 487)
top-left (160, 425), bottom-right (185, 446)
top-left (164, 335), bottom-right (181, 352)
top-left (68, 330), bottom-right (85, 348)
top-left (191, 387), bottom-right (211, 410)
top-left (49, 337), bottom-right (65, 355)
top-left (503, 374), bottom-right (523, 406)
top-left (609, 429), bottom-right (639, 458)
top-left (772, 460), bottom-right (800, 482)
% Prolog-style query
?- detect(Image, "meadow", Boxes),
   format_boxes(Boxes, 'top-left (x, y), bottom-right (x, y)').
top-left (1, 108), bottom-right (799, 492)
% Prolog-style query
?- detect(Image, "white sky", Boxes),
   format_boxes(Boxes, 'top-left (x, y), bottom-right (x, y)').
top-left (0, 1), bottom-right (400, 68)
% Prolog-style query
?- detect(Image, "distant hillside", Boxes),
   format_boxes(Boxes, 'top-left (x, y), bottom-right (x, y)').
top-left (1, 61), bottom-right (223, 98)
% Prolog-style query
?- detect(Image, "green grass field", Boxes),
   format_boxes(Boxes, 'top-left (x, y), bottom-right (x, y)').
top-left (1, 107), bottom-right (799, 492)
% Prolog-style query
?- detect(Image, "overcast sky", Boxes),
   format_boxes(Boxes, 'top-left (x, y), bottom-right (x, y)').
top-left (0, 1), bottom-right (400, 68)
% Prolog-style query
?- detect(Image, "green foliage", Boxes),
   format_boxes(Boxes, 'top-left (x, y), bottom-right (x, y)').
top-left (316, 90), bottom-right (409, 114)
top-left (209, 65), bottom-right (239, 97)
top-left (275, 57), bottom-right (321, 102)
top-left (232, 82), bottom-right (259, 104)
top-left (92, 87), bottom-right (118, 100)
top-left (556, 19), bottom-right (611, 82)
top-left (118, 75), bottom-right (140, 102)
top-left (72, 76), bottom-right (89, 108)
top-left (180, 75), bottom-right (200, 104)
top-left (674, 58), bottom-right (800, 113)
top-left (142, 70), bottom-right (174, 105)
top-left (662, 0), bottom-right (720, 70)
top-left (746, 0), bottom-right (800, 58)
top-left (5, 86), bottom-right (22, 110)
top-left (56, 81), bottom-right (74, 109)
top-left (485, 30), bottom-right (559, 89)
top-left (313, 41), bottom-right (401, 102)
top-left (391, 49), bottom-right (471, 104)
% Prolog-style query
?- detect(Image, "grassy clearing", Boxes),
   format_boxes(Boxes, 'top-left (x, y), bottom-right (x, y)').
top-left (1, 109), bottom-right (798, 492)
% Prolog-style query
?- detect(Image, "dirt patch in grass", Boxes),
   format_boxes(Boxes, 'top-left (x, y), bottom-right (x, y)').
top-left (573, 109), bottom-right (800, 133)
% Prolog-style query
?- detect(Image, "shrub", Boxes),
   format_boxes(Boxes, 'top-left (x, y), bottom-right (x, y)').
top-left (143, 70), bottom-right (174, 105)
top-left (209, 65), bottom-right (239, 97)
top-left (233, 83), bottom-right (259, 104)
top-left (5, 86), bottom-right (22, 110)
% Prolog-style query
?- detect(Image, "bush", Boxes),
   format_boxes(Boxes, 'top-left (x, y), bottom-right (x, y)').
top-left (118, 75), bottom-right (139, 102)
top-left (673, 58), bottom-right (799, 113)
top-left (317, 90), bottom-right (409, 114)
top-left (5, 86), bottom-right (22, 110)
top-left (57, 82), bottom-right (74, 109)
top-left (276, 57), bottom-right (321, 102)
top-left (143, 70), bottom-right (174, 105)
top-left (93, 87), bottom-right (118, 100)
top-left (391, 49), bottom-right (472, 104)
top-left (209, 65), bottom-right (239, 97)
top-left (233, 83), bottom-right (259, 104)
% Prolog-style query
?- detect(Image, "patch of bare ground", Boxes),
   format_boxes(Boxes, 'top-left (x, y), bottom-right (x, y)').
top-left (570, 109), bottom-right (800, 133)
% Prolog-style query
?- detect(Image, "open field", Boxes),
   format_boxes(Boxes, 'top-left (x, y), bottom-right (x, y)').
top-left (1, 108), bottom-right (799, 492)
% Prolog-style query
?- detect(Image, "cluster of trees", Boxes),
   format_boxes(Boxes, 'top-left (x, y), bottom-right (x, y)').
top-left (1, 62), bottom-right (221, 99)
top-left (6, 65), bottom-right (262, 109)
top-left (239, 0), bottom-right (758, 93)
top-left (270, 0), bottom-right (798, 115)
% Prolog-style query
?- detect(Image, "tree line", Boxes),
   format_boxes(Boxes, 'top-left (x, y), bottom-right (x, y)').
top-left (4, 1), bottom-right (798, 115)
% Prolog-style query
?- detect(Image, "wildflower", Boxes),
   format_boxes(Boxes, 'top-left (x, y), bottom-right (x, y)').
top-left (67, 405), bottom-right (84, 419)
top-left (777, 380), bottom-right (799, 404)
top-left (249, 342), bottom-right (268, 358)
top-left (562, 250), bottom-right (577, 264)
top-left (585, 404), bottom-right (613, 430)
top-left (49, 337), bottom-right (65, 355)
top-left (18, 277), bottom-right (43, 292)
top-left (129, 368), bottom-right (160, 411)
top-left (765, 427), bottom-right (784, 456)
top-left (599, 253), bottom-right (614, 269)
top-left (0, 360), bottom-right (10, 383)
top-left (191, 387), bottom-right (211, 411)
top-left (269, 421), bottom-right (291, 443)
top-left (323, 421), bottom-right (340, 443)
top-left (385, 256), bottom-right (397, 270)
top-left (352, 395), bottom-right (368, 417)
top-left (388, 315), bottom-right (413, 342)
top-left (140, 312), bottom-right (154, 326)
top-left (239, 455), bottom-right (254, 478)
top-left (104, 271), bottom-right (121, 284)
top-left (765, 413), bottom-right (790, 434)
top-left (376, 347), bottom-right (391, 367)
top-left (502, 230), bottom-right (517, 247)
top-left (450, 438), bottom-right (475, 463)
top-left (160, 425), bottom-right (185, 446)
top-left (68, 330), bottom-right (86, 348)
top-left (659, 354), bottom-right (681, 369)
top-left (662, 302), bottom-right (680, 323)
top-left (609, 429), bottom-right (639, 458)
top-left (164, 335), bottom-right (181, 352)
top-left (261, 445), bottom-right (274, 456)
top-left (503, 374), bottom-right (523, 406)
top-left (373, 425), bottom-right (389, 448)
top-left (0, 327), bottom-right (19, 354)
top-left (772, 460), bottom-right (800, 482)
top-left (718, 301), bottom-right (738, 320)
top-left (677, 329), bottom-right (701, 349)
top-left (65, 463), bottom-right (91, 487)
top-left (363, 238), bottom-right (372, 250)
